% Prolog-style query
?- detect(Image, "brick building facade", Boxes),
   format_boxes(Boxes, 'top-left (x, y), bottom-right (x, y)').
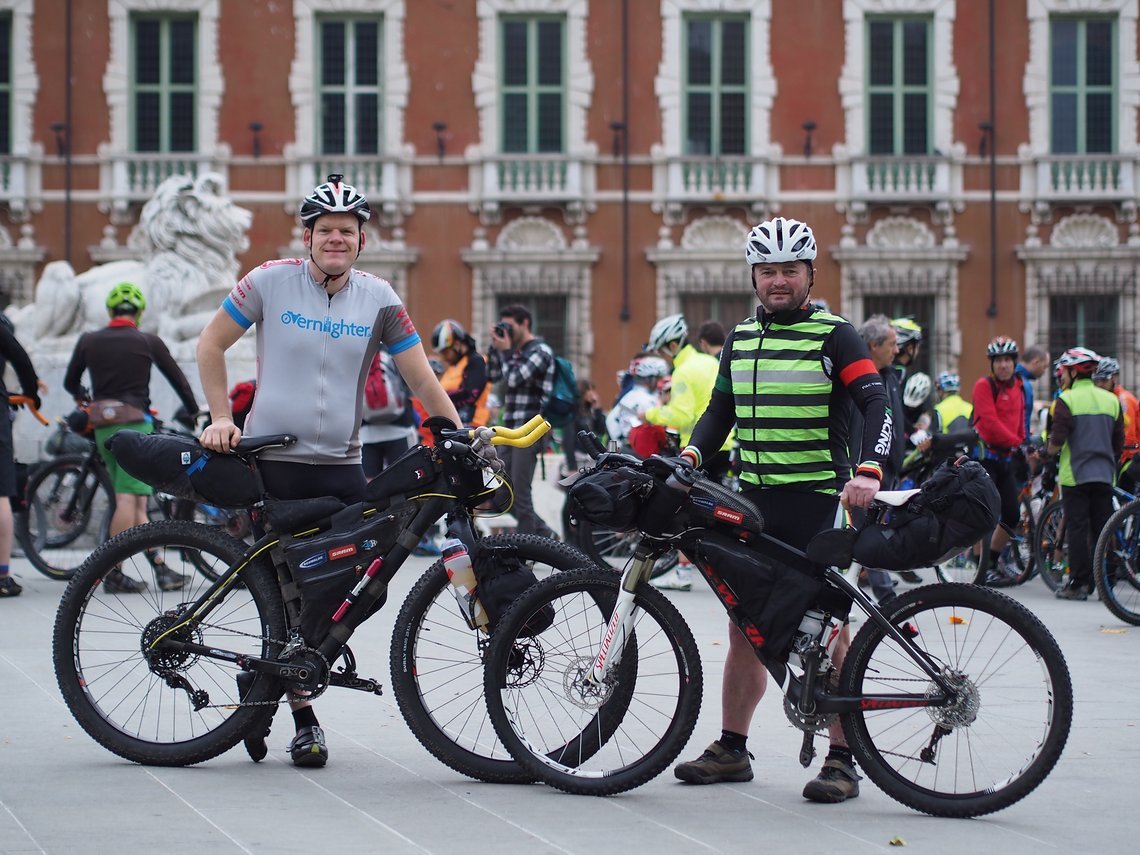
top-left (4, 0), bottom-right (1140, 403)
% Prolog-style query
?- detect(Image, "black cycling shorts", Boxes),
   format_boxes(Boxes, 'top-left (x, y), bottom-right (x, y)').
top-left (0, 411), bottom-right (16, 497)
top-left (259, 460), bottom-right (368, 504)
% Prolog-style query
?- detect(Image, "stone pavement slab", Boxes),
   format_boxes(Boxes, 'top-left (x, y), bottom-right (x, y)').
top-left (0, 456), bottom-right (1136, 853)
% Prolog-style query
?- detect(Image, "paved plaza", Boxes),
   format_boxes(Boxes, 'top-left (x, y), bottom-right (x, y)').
top-left (1, 455), bottom-right (1136, 854)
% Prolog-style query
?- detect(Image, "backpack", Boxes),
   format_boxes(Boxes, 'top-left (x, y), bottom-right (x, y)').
top-left (852, 457), bottom-right (1001, 572)
top-left (363, 349), bottom-right (408, 424)
top-left (543, 354), bottom-right (578, 428)
top-left (228, 379), bottom-right (257, 431)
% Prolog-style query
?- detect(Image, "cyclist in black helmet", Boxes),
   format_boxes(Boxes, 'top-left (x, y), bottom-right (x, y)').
top-left (197, 175), bottom-right (461, 770)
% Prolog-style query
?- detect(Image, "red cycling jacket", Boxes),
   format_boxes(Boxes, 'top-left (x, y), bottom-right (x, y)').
top-left (971, 375), bottom-right (1026, 452)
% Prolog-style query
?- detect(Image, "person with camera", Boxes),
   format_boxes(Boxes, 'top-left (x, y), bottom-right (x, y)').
top-left (196, 175), bottom-right (460, 769)
top-left (486, 305), bottom-right (558, 539)
top-left (63, 282), bottom-right (199, 594)
top-left (672, 216), bottom-right (890, 803)
top-left (0, 313), bottom-right (46, 598)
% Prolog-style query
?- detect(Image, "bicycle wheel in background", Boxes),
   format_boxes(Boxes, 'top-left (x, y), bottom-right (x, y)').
top-left (1034, 500), bottom-right (1068, 591)
top-left (840, 583), bottom-right (1073, 817)
top-left (391, 534), bottom-right (597, 784)
top-left (1093, 498), bottom-right (1140, 625)
top-left (574, 516), bottom-right (679, 578)
top-left (988, 494), bottom-right (1037, 587)
top-left (17, 455), bottom-right (114, 580)
top-left (935, 545), bottom-right (980, 584)
top-left (53, 521), bottom-right (286, 766)
top-left (484, 567), bottom-right (703, 796)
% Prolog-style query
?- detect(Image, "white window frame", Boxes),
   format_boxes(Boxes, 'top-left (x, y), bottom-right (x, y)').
top-left (837, 0), bottom-right (959, 158)
top-left (103, 0), bottom-right (222, 159)
top-left (0, 0), bottom-right (40, 220)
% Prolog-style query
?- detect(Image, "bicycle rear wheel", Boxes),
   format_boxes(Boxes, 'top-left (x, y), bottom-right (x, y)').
top-left (484, 567), bottom-right (703, 796)
top-left (52, 521), bottom-right (286, 766)
top-left (840, 583), bottom-right (1073, 817)
top-left (1093, 498), bottom-right (1140, 625)
top-left (390, 534), bottom-right (593, 783)
top-left (1034, 500), bottom-right (1068, 591)
top-left (17, 455), bottom-right (114, 580)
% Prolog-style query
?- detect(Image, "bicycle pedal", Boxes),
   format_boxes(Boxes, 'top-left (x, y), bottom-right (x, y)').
top-left (329, 669), bottom-right (383, 695)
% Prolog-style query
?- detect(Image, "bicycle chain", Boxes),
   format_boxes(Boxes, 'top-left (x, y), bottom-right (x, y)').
top-left (182, 618), bottom-right (306, 710)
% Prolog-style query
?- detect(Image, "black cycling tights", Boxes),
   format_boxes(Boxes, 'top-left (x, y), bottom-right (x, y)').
top-left (980, 458), bottom-right (1020, 529)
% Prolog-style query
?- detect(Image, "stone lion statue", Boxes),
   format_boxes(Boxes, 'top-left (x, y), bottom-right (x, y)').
top-left (14, 172), bottom-right (252, 359)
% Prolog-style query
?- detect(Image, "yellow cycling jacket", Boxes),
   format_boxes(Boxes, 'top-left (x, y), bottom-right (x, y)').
top-left (644, 343), bottom-right (732, 450)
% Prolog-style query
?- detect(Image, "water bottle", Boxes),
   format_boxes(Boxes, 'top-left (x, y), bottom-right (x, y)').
top-left (441, 538), bottom-right (489, 631)
top-left (788, 608), bottom-right (827, 669)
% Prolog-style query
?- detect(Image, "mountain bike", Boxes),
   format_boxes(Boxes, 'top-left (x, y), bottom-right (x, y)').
top-left (483, 436), bottom-right (1073, 817)
top-left (52, 416), bottom-right (606, 783)
top-left (17, 411), bottom-right (251, 580)
top-left (1092, 495), bottom-right (1140, 623)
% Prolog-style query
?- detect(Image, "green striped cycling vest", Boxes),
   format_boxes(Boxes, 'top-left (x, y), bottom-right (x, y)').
top-left (730, 312), bottom-right (844, 493)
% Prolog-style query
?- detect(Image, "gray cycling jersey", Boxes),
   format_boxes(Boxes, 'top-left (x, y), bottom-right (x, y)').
top-left (223, 258), bottom-right (420, 464)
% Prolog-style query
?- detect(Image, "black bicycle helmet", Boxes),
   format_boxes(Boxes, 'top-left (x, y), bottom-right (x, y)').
top-left (299, 173), bottom-right (371, 227)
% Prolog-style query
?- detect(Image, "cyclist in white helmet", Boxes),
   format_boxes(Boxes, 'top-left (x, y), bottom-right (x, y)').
top-left (197, 174), bottom-right (461, 770)
top-left (606, 355), bottom-right (668, 446)
top-left (673, 215), bottom-right (890, 803)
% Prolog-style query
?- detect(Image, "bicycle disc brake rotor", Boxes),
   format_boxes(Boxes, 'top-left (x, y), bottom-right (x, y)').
top-left (562, 656), bottom-right (616, 711)
top-left (504, 639), bottom-right (545, 689)
top-left (925, 670), bottom-right (980, 728)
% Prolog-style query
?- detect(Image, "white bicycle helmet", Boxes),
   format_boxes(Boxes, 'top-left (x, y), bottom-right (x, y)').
top-left (647, 314), bottom-right (688, 352)
top-left (431, 319), bottom-right (468, 352)
top-left (903, 372), bottom-right (932, 408)
top-left (935, 371), bottom-right (960, 392)
top-left (1057, 346), bottom-right (1100, 374)
top-left (1094, 356), bottom-right (1120, 381)
top-left (745, 217), bottom-right (817, 265)
top-left (630, 356), bottom-right (669, 380)
top-left (299, 173), bottom-right (371, 226)
top-left (986, 336), bottom-right (1019, 359)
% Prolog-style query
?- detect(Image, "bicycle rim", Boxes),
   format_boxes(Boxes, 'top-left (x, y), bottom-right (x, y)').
top-left (390, 534), bottom-right (591, 783)
top-left (485, 568), bottom-right (703, 796)
top-left (53, 521), bottom-right (285, 765)
top-left (1094, 500), bottom-right (1140, 625)
top-left (934, 548), bottom-right (978, 584)
top-left (1034, 501), bottom-right (1068, 591)
top-left (840, 584), bottom-right (1073, 817)
top-left (23, 458), bottom-right (113, 578)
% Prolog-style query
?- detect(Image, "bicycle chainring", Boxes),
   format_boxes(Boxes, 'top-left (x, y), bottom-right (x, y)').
top-left (280, 646), bottom-right (331, 702)
top-left (783, 693), bottom-right (837, 733)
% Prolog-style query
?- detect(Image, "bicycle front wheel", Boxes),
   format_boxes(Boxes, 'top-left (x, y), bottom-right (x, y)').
top-left (1093, 498), bottom-right (1140, 625)
top-left (52, 521), bottom-right (286, 766)
top-left (1034, 500), bottom-right (1068, 591)
top-left (840, 583), bottom-right (1073, 817)
top-left (17, 455), bottom-right (114, 580)
top-left (484, 567), bottom-right (703, 796)
top-left (390, 534), bottom-right (593, 783)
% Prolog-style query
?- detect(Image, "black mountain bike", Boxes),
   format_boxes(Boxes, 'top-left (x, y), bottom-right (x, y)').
top-left (52, 416), bottom-right (602, 783)
top-left (484, 436), bottom-right (1073, 818)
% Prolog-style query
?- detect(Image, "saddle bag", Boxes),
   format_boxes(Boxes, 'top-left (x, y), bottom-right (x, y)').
top-left (853, 457), bottom-right (1001, 571)
top-left (106, 431), bottom-right (261, 508)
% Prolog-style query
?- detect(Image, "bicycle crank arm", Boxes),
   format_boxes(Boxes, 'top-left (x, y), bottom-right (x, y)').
top-left (154, 640), bottom-right (315, 683)
top-left (329, 669), bottom-right (383, 695)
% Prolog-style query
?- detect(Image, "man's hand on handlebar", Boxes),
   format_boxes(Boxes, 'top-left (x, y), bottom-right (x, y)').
top-left (200, 416), bottom-right (242, 452)
top-left (841, 473), bottom-right (881, 510)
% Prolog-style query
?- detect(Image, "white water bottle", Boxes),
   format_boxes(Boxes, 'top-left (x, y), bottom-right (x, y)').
top-left (442, 538), bottom-right (489, 630)
top-left (788, 608), bottom-right (827, 669)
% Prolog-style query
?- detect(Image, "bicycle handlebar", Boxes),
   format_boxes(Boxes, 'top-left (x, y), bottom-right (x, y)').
top-left (8, 395), bottom-right (49, 426)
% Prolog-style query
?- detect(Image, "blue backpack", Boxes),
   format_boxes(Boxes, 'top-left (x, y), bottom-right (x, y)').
top-left (543, 355), bottom-right (579, 428)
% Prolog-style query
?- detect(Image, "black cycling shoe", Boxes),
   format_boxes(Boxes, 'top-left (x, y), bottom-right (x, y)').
top-left (288, 726), bottom-right (328, 768)
top-left (236, 672), bottom-right (270, 762)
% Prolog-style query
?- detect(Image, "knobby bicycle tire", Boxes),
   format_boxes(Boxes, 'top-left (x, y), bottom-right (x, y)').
top-left (18, 454), bottom-right (115, 580)
top-left (840, 583), bottom-right (1073, 817)
top-left (53, 521), bottom-right (286, 766)
top-left (390, 534), bottom-right (598, 783)
top-left (484, 567), bottom-right (703, 796)
top-left (1034, 500), bottom-right (1068, 591)
top-left (1093, 498), bottom-right (1140, 625)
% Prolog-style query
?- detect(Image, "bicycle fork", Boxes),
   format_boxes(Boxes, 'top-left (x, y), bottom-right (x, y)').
top-left (586, 550), bottom-right (656, 686)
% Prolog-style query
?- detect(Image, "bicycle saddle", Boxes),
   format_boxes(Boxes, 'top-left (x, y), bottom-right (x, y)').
top-left (873, 488), bottom-right (922, 507)
top-left (234, 434), bottom-right (297, 454)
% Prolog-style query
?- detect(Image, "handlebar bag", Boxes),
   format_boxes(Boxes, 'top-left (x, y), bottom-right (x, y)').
top-left (853, 458), bottom-right (1000, 571)
top-left (106, 431), bottom-right (261, 508)
top-left (566, 466), bottom-right (657, 532)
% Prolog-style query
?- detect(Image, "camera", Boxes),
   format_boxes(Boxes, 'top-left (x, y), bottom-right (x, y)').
top-left (494, 322), bottom-right (510, 338)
